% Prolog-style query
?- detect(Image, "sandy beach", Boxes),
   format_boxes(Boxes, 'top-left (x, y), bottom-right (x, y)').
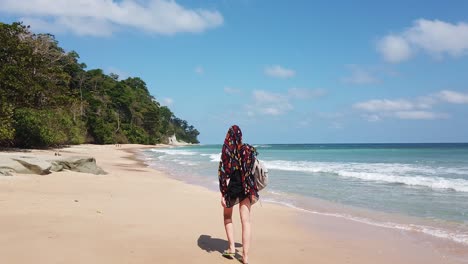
top-left (0, 144), bottom-right (466, 264)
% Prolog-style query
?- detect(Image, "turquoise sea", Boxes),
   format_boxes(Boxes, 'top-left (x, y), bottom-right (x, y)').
top-left (141, 143), bottom-right (468, 246)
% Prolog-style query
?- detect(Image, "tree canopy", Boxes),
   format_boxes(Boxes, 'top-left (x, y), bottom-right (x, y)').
top-left (0, 22), bottom-right (199, 148)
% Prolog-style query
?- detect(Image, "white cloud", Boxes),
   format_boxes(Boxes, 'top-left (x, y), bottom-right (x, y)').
top-left (252, 90), bottom-right (292, 116)
top-left (260, 107), bottom-right (285, 116)
top-left (354, 90), bottom-right (468, 117)
top-left (248, 88), bottom-right (324, 116)
top-left (264, 65), bottom-right (296, 79)
top-left (394, 111), bottom-right (448, 120)
top-left (161, 97), bottom-right (173, 106)
top-left (415, 95), bottom-right (438, 109)
top-left (194, 66), bottom-right (204, 75)
top-left (224, 87), bottom-right (241, 94)
top-left (377, 19), bottom-right (468, 63)
top-left (406, 19), bottom-right (468, 57)
top-left (342, 65), bottom-right (380, 84)
top-left (21, 16), bottom-right (115, 37)
top-left (253, 90), bottom-right (284, 103)
top-left (330, 121), bottom-right (343, 129)
top-left (377, 35), bottom-right (412, 63)
top-left (288, 88), bottom-right (326, 98)
top-left (353, 99), bottom-right (414, 112)
top-left (352, 90), bottom-right (468, 120)
top-left (0, 0), bottom-right (223, 36)
top-left (363, 114), bottom-right (381, 122)
top-left (437, 90), bottom-right (468, 104)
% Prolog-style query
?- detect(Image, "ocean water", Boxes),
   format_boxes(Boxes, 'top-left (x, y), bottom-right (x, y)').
top-left (141, 143), bottom-right (468, 246)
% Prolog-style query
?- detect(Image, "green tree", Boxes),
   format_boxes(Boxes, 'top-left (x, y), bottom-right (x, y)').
top-left (0, 21), bottom-right (199, 148)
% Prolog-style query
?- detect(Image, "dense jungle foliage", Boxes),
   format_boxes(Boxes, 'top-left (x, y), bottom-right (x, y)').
top-left (0, 22), bottom-right (199, 148)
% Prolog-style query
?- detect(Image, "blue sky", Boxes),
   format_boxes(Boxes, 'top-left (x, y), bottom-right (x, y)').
top-left (1, 0), bottom-right (468, 144)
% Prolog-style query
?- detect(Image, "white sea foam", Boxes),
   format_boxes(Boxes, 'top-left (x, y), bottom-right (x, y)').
top-left (338, 172), bottom-right (468, 192)
top-left (200, 153), bottom-right (221, 162)
top-left (265, 160), bottom-right (468, 192)
top-left (150, 149), bottom-right (197, 156)
top-left (264, 199), bottom-right (468, 245)
top-left (268, 190), bottom-right (288, 196)
top-left (176, 161), bottom-right (199, 166)
top-left (209, 153), bottom-right (221, 162)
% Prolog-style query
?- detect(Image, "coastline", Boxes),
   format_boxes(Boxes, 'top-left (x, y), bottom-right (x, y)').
top-left (0, 144), bottom-right (466, 263)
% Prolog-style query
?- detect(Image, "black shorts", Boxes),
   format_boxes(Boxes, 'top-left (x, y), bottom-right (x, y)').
top-left (226, 170), bottom-right (248, 208)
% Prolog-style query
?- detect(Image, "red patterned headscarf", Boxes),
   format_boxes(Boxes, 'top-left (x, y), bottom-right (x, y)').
top-left (220, 125), bottom-right (242, 176)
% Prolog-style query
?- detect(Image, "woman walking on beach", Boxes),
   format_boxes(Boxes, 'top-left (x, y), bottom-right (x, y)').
top-left (218, 125), bottom-right (258, 264)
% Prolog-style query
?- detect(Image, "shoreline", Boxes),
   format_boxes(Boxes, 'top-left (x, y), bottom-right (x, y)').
top-left (0, 144), bottom-right (466, 263)
top-left (139, 145), bottom-right (468, 262)
top-left (140, 145), bottom-right (468, 249)
top-left (134, 145), bottom-right (468, 262)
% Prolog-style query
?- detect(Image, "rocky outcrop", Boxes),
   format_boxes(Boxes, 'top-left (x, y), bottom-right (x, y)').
top-left (0, 155), bottom-right (106, 176)
top-left (167, 134), bottom-right (190, 146)
top-left (50, 157), bottom-right (106, 175)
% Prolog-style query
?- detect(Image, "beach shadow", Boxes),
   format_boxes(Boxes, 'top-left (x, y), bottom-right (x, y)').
top-left (197, 234), bottom-right (242, 258)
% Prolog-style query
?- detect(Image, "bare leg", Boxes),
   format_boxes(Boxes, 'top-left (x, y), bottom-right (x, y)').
top-left (239, 198), bottom-right (252, 264)
top-left (223, 206), bottom-right (235, 253)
